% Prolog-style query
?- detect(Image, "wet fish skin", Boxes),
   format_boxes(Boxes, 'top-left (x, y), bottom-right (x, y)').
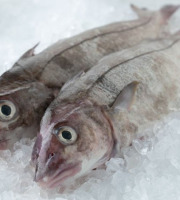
top-left (0, 82), bottom-right (53, 150)
top-left (28, 4), bottom-right (179, 88)
top-left (33, 100), bottom-right (114, 188)
top-left (33, 34), bottom-right (180, 189)
top-left (0, 5), bottom-right (178, 149)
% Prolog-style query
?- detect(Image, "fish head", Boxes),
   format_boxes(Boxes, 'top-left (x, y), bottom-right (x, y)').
top-left (0, 75), bottom-right (53, 150)
top-left (32, 99), bottom-right (114, 189)
top-left (0, 44), bottom-right (54, 150)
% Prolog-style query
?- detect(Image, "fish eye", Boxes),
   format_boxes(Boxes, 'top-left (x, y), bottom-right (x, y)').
top-left (0, 100), bottom-right (17, 121)
top-left (52, 126), bottom-right (77, 145)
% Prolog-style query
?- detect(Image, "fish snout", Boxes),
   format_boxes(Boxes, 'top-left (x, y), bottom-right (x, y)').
top-left (46, 152), bottom-right (58, 168)
top-left (34, 152), bottom-right (58, 182)
top-left (34, 158), bottom-right (82, 188)
top-left (34, 167), bottom-right (51, 188)
top-left (31, 133), bottom-right (42, 165)
top-left (34, 164), bottom-right (41, 182)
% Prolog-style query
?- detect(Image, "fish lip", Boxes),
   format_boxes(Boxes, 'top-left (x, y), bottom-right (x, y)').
top-left (0, 138), bottom-right (9, 150)
top-left (36, 162), bottom-right (81, 189)
top-left (0, 138), bottom-right (9, 143)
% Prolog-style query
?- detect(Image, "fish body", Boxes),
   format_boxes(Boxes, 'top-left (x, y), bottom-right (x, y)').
top-left (0, 5), bottom-right (178, 149)
top-left (33, 34), bottom-right (180, 189)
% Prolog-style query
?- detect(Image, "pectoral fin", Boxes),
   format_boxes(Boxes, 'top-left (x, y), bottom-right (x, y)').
top-left (111, 81), bottom-right (139, 111)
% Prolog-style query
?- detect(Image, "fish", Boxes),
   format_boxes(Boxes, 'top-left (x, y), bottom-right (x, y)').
top-left (32, 33), bottom-right (180, 189)
top-left (0, 5), bottom-right (178, 150)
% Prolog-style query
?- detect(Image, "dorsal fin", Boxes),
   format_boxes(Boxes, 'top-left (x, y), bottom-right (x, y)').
top-left (20, 43), bottom-right (39, 59)
top-left (131, 4), bottom-right (149, 18)
top-left (12, 43), bottom-right (39, 68)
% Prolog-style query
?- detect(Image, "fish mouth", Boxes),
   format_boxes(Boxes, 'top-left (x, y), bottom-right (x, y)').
top-left (0, 138), bottom-right (9, 150)
top-left (36, 162), bottom-right (82, 189)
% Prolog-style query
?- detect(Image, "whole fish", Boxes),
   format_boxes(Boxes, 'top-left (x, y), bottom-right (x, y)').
top-left (32, 34), bottom-right (180, 189)
top-left (0, 5), bottom-right (178, 150)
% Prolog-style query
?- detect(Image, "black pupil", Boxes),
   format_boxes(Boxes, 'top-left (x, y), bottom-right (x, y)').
top-left (62, 130), bottom-right (72, 140)
top-left (1, 105), bottom-right (11, 116)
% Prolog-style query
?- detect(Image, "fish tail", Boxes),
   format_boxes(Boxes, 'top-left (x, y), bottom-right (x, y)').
top-left (160, 5), bottom-right (180, 22)
top-left (158, 5), bottom-right (180, 37)
top-left (131, 4), bottom-right (179, 23)
top-left (174, 30), bottom-right (180, 36)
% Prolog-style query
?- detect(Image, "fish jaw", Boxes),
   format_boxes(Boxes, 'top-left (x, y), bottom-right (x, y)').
top-left (34, 162), bottom-right (82, 189)
top-left (33, 131), bottom-right (113, 189)
top-left (0, 138), bottom-right (8, 150)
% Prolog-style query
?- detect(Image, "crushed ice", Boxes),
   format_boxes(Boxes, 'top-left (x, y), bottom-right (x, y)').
top-left (0, 0), bottom-right (180, 199)
top-left (1, 115), bottom-right (180, 200)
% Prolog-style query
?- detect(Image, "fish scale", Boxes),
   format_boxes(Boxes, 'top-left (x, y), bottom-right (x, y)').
top-left (15, 5), bottom-right (171, 88)
top-left (57, 37), bottom-right (179, 103)
top-left (33, 33), bottom-right (180, 190)
top-left (0, 5), bottom-right (178, 150)
top-left (90, 39), bottom-right (180, 102)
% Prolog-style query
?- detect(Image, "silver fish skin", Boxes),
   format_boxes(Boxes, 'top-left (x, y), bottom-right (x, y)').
top-left (33, 34), bottom-right (180, 189)
top-left (0, 5), bottom-right (178, 150)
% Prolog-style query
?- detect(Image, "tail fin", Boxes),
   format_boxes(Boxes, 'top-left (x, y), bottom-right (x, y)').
top-left (131, 4), bottom-right (179, 37)
top-left (160, 5), bottom-right (180, 21)
top-left (131, 4), bottom-right (179, 22)
top-left (173, 30), bottom-right (180, 36)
